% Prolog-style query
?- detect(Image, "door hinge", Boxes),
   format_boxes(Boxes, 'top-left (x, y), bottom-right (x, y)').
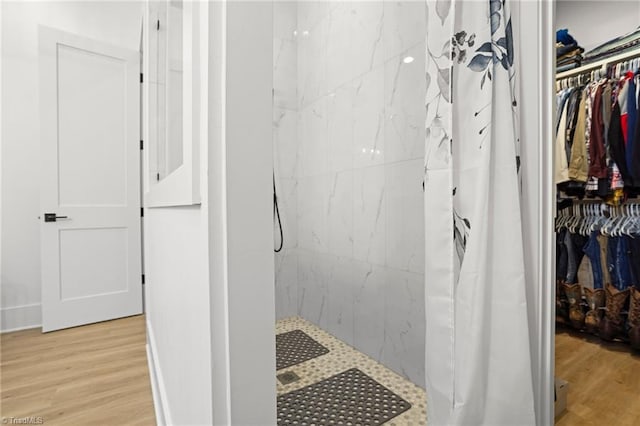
top-left (156, 173), bottom-right (160, 181)
top-left (140, 140), bottom-right (144, 150)
top-left (156, 20), bottom-right (160, 31)
top-left (140, 73), bottom-right (143, 83)
top-left (142, 274), bottom-right (146, 284)
top-left (140, 207), bottom-right (144, 217)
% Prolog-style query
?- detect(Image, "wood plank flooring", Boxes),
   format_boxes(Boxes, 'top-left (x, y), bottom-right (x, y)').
top-left (0, 315), bottom-right (155, 425)
top-left (555, 327), bottom-right (640, 426)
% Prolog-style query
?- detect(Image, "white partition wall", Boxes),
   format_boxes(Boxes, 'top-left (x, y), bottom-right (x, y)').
top-left (143, 2), bottom-right (212, 424)
top-left (145, 1), bottom-right (276, 424)
top-left (207, 1), bottom-right (277, 424)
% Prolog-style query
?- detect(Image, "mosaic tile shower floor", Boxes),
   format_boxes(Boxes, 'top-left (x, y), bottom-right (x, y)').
top-left (276, 317), bottom-right (427, 425)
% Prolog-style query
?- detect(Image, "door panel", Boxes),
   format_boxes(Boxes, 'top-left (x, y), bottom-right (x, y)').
top-left (39, 26), bottom-right (142, 332)
top-left (57, 44), bottom-right (128, 207)
top-left (59, 227), bottom-right (129, 300)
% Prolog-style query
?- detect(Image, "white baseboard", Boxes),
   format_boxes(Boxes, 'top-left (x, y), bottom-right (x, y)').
top-left (1, 303), bottom-right (42, 333)
top-left (146, 320), bottom-right (172, 426)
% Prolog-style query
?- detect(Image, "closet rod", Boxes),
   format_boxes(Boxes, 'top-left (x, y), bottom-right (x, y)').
top-left (556, 47), bottom-right (640, 79)
top-left (559, 198), bottom-right (640, 205)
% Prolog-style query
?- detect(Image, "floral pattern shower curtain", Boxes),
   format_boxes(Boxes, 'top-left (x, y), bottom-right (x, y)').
top-left (424, 0), bottom-right (536, 424)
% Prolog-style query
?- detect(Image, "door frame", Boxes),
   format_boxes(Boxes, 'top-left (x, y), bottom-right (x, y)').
top-left (540, 2), bottom-right (556, 424)
top-left (519, 1), bottom-right (556, 424)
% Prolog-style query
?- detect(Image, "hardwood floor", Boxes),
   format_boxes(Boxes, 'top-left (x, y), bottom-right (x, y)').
top-left (555, 327), bottom-right (640, 426)
top-left (0, 315), bottom-right (155, 425)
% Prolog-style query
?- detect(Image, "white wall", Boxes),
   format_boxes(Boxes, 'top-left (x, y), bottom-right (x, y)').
top-left (556, 0), bottom-right (640, 51)
top-left (144, 205), bottom-right (213, 425)
top-left (223, 2), bottom-right (277, 423)
top-left (1, 1), bottom-right (143, 332)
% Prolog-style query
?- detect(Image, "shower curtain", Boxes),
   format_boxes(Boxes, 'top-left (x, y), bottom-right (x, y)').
top-left (423, 0), bottom-right (536, 424)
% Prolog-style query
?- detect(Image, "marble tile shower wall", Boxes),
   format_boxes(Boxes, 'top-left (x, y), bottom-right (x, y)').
top-left (274, 1), bottom-right (299, 322)
top-left (273, 1), bottom-right (426, 388)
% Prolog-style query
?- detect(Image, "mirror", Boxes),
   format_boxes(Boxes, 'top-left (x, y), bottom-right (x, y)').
top-left (156, 0), bottom-right (183, 181)
top-left (144, 0), bottom-right (201, 207)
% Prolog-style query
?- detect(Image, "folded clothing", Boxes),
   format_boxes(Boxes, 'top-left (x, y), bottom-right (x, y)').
top-left (557, 42), bottom-right (583, 58)
top-left (556, 29), bottom-right (583, 68)
top-left (557, 61), bottom-right (582, 72)
top-left (558, 53), bottom-right (583, 66)
top-left (556, 63), bottom-right (579, 74)
top-left (558, 51), bottom-right (583, 64)
top-left (583, 26), bottom-right (640, 64)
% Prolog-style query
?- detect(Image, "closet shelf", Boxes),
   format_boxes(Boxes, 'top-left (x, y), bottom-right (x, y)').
top-left (556, 47), bottom-right (640, 79)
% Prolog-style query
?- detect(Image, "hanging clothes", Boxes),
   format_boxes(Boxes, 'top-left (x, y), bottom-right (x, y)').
top-left (569, 94), bottom-right (589, 181)
top-left (424, 0), bottom-right (535, 424)
top-left (556, 32), bottom-right (640, 350)
top-left (631, 75), bottom-right (640, 181)
top-left (609, 101), bottom-right (632, 184)
top-left (588, 84), bottom-right (607, 180)
top-left (556, 63), bottom-right (640, 201)
top-left (626, 76), bottom-right (637, 180)
top-left (583, 232), bottom-right (603, 289)
top-left (556, 95), bottom-right (571, 183)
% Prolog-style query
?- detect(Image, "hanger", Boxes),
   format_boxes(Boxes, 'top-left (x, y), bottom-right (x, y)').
top-left (614, 205), bottom-right (632, 236)
top-left (622, 204), bottom-right (635, 236)
top-left (625, 204), bottom-right (640, 237)
top-left (611, 206), bottom-right (623, 236)
top-left (591, 204), bottom-right (605, 234)
top-left (569, 205), bottom-right (581, 234)
top-left (586, 204), bottom-right (598, 235)
top-left (583, 204), bottom-right (591, 234)
top-left (601, 206), bottom-right (618, 237)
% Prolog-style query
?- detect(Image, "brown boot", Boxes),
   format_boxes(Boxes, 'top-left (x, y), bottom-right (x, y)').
top-left (628, 287), bottom-right (640, 351)
top-left (599, 284), bottom-right (630, 341)
top-left (584, 287), bottom-right (605, 335)
top-left (563, 283), bottom-right (585, 330)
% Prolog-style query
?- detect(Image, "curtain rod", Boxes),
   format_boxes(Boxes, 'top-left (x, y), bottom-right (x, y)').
top-left (556, 47), bottom-right (640, 79)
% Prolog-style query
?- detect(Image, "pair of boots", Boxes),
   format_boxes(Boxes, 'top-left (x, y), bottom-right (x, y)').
top-left (562, 283), bottom-right (605, 332)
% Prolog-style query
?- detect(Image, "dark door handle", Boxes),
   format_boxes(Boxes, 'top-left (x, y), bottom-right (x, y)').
top-left (44, 213), bottom-right (69, 222)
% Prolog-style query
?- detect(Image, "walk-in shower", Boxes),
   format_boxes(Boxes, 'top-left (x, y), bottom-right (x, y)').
top-left (272, 2), bottom-right (428, 423)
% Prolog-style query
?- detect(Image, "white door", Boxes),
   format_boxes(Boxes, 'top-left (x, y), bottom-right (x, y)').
top-left (39, 27), bottom-right (142, 332)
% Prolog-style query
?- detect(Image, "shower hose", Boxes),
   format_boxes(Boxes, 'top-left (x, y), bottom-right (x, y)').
top-left (274, 174), bottom-right (284, 252)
